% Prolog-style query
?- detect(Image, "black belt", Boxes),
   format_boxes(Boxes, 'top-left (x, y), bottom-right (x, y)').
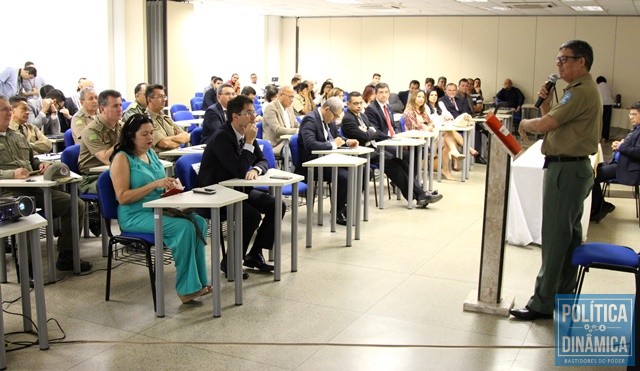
top-left (543, 156), bottom-right (589, 168)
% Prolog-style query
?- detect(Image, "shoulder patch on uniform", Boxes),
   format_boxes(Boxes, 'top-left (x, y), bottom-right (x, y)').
top-left (88, 132), bottom-right (99, 141)
top-left (77, 119), bottom-right (83, 125)
top-left (559, 91), bottom-right (572, 105)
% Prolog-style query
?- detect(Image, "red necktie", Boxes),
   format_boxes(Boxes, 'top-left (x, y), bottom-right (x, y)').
top-left (383, 105), bottom-right (395, 137)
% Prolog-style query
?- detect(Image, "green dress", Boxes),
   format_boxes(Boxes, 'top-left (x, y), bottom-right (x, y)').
top-left (113, 150), bottom-right (209, 296)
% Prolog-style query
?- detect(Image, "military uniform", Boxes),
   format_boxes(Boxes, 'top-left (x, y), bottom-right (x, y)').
top-left (527, 73), bottom-right (601, 315)
top-left (78, 115), bottom-right (122, 193)
top-left (0, 128), bottom-right (84, 253)
top-left (147, 108), bottom-right (186, 153)
top-left (70, 107), bottom-right (98, 144)
top-left (9, 120), bottom-right (52, 154)
top-left (122, 101), bottom-right (146, 123)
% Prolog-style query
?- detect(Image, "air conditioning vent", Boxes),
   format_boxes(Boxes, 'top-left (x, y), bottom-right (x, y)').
top-left (358, 2), bottom-right (405, 10)
top-left (503, 2), bottom-right (557, 9)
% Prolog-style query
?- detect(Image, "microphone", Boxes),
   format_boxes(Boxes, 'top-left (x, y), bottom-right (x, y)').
top-left (535, 74), bottom-right (558, 108)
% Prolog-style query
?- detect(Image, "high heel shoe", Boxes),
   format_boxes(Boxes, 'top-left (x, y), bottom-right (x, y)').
top-left (442, 172), bottom-right (456, 181)
top-left (178, 287), bottom-right (212, 303)
top-left (450, 151), bottom-right (466, 160)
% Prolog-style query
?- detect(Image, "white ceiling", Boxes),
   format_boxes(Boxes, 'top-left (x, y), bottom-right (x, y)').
top-left (191, 0), bottom-right (640, 17)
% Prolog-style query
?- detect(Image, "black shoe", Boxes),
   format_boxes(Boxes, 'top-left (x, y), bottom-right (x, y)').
top-left (509, 306), bottom-right (553, 321)
top-left (336, 209), bottom-right (347, 226)
top-left (603, 202), bottom-right (615, 214)
top-left (416, 195), bottom-right (429, 207)
top-left (89, 218), bottom-right (101, 237)
top-left (220, 259), bottom-right (249, 279)
top-left (244, 253), bottom-right (274, 272)
top-left (56, 253), bottom-right (92, 272)
top-left (474, 156), bottom-right (487, 165)
top-left (423, 193), bottom-right (443, 204)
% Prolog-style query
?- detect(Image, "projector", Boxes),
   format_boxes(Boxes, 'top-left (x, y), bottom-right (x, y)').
top-left (0, 196), bottom-right (36, 224)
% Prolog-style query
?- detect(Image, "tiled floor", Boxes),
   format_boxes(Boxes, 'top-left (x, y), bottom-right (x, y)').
top-left (2, 155), bottom-right (637, 370)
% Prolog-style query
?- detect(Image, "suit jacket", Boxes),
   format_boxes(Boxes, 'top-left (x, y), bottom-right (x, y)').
top-left (615, 125), bottom-right (640, 185)
top-left (296, 109), bottom-right (343, 168)
top-left (201, 102), bottom-right (226, 144)
top-left (398, 90), bottom-right (410, 107)
top-left (388, 93), bottom-right (405, 114)
top-left (438, 95), bottom-right (469, 118)
top-left (202, 88), bottom-right (218, 110)
top-left (262, 100), bottom-right (299, 147)
top-left (365, 100), bottom-right (399, 137)
top-left (341, 109), bottom-right (389, 147)
top-left (197, 123), bottom-right (268, 188)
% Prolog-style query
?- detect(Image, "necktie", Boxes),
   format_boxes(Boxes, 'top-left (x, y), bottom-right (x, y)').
top-left (450, 97), bottom-right (459, 111)
top-left (238, 138), bottom-right (245, 154)
top-left (383, 105), bottom-right (395, 137)
top-left (359, 115), bottom-right (377, 148)
top-left (223, 110), bottom-right (227, 122)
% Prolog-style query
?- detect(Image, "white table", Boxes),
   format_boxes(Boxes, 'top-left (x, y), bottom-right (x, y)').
top-left (0, 174), bottom-right (82, 282)
top-left (303, 154), bottom-right (366, 247)
top-left (506, 140), bottom-right (602, 246)
top-left (312, 147), bottom-right (374, 222)
top-left (395, 130), bottom-right (437, 192)
top-left (175, 118), bottom-right (204, 129)
top-left (35, 153), bottom-right (61, 162)
top-left (143, 185), bottom-right (247, 317)
top-left (191, 110), bottom-right (206, 118)
top-left (157, 144), bottom-right (206, 158)
top-left (437, 125), bottom-right (474, 182)
top-left (0, 214), bottom-right (50, 369)
top-left (376, 138), bottom-right (425, 209)
top-left (220, 169), bottom-right (304, 281)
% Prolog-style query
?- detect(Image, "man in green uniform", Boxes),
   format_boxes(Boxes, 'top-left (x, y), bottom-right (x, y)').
top-left (70, 87), bottom-right (98, 144)
top-left (145, 84), bottom-right (189, 153)
top-left (511, 40), bottom-right (600, 320)
top-left (9, 96), bottom-right (52, 154)
top-left (0, 95), bottom-right (90, 272)
top-left (122, 82), bottom-right (147, 122)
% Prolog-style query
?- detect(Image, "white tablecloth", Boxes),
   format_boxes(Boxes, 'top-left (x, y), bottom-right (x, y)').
top-left (506, 140), bottom-right (601, 246)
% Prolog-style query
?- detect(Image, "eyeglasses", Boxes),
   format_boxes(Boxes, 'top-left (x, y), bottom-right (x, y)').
top-left (220, 92), bottom-right (237, 97)
top-left (555, 55), bottom-right (581, 64)
top-left (331, 110), bottom-right (342, 120)
top-left (153, 95), bottom-right (167, 100)
top-left (350, 101), bottom-right (363, 106)
top-left (239, 110), bottom-right (257, 117)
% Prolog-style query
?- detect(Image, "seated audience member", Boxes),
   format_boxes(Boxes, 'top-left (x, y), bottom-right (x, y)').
top-left (471, 78), bottom-right (484, 113)
top-left (495, 78), bottom-right (525, 125)
top-left (427, 89), bottom-right (469, 180)
top-left (434, 76), bottom-right (447, 99)
top-left (202, 76), bottom-right (223, 109)
top-left (78, 89), bottom-right (123, 194)
top-left (203, 75), bottom-right (218, 94)
top-left (201, 83), bottom-right (236, 144)
top-left (34, 88), bottom-right (72, 135)
top-left (439, 83), bottom-right (469, 119)
top-left (9, 96), bottom-right (51, 154)
top-left (457, 78), bottom-right (485, 159)
top-left (291, 76), bottom-right (301, 91)
top-left (110, 113), bottom-right (210, 303)
top-left (70, 87), bottom-right (98, 143)
top-left (198, 95), bottom-right (283, 276)
top-left (371, 73), bottom-right (381, 86)
top-left (247, 73), bottom-right (260, 94)
top-left (21, 62), bottom-right (45, 105)
top-left (0, 95), bottom-right (89, 271)
top-left (240, 86), bottom-right (263, 123)
top-left (343, 92), bottom-right (442, 207)
top-left (263, 85), bottom-right (299, 156)
top-left (388, 91), bottom-right (405, 114)
top-left (122, 82), bottom-right (148, 122)
top-left (361, 84), bottom-right (376, 110)
top-left (296, 97), bottom-right (360, 225)
top-left (365, 83), bottom-right (400, 137)
top-left (590, 101), bottom-right (640, 222)
top-left (424, 77), bottom-right (435, 93)
top-left (69, 78), bottom-right (94, 116)
top-left (0, 65), bottom-right (36, 98)
top-left (292, 81), bottom-right (314, 116)
top-left (398, 80), bottom-right (420, 108)
top-left (314, 80), bottom-right (334, 106)
top-left (262, 84), bottom-right (279, 111)
top-left (145, 84), bottom-right (189, 153)
top-left (227, 73), bottom-right (241, 94)
top-left (402, 90), bottom-right (435, 132)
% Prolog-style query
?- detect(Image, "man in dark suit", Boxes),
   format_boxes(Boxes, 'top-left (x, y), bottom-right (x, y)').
top-left (438, 83), bottom-right (470, 119)
top-left (200, 83), bottom-right (236, 144)
top-left (202, 76), bottom-right (222, 109)
top-left (198, 95), bottom-right (283, 275)
top-left (296, 97), bottom-right (359, 225)
top-left (591, 102), bottom-right (640, 222)
top-left (342, 92), bottom-right (442, 207)
top-left (365, 82), bottom-right (400, 138)
top-left (398, 80), bottom-right (421, 108)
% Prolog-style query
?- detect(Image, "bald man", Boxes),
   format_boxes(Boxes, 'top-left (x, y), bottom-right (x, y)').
top-left (262, 85), bottom-right (300, 156)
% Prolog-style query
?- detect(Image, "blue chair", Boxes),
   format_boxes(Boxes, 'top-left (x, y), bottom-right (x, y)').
top-left (190, 127), bottom-right (203, 146)
top-left (194, 92), bottom-right (204, 98)
top-left (173, 110), bottom-right (194, 121)
top-left (295, 116), bottom-right (302, 124)
top-left (256, 122), bottom-right (263, 139)
top-left (175, 153), bottom-right (202, 191)
top-left (63, 129), bottom-right (74, 147)
top-left (122, 101), bottom-right (132, 111)
top-left (190, 97), bottom-right (204, 111)
top-left (572, 242), bottom-right (640, 296)
top-left (60, 144), bottom-right (100, 237)
top-left (97, 171), bottom-right (160, 310)
top-left (289, 133), bottom-right (302, 171)
top-left (399, 116), bottom-right (406, 132)
top-left (255, 139), bottom-right (307, 196)
top-left (170, 104), bottom-right (189, 121)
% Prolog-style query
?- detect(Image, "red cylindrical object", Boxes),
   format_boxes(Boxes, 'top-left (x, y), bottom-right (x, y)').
top-left (485, 115), bottom-right (523, 157)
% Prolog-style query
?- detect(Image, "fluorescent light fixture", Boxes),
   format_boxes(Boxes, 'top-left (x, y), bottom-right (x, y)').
top-left (371, 8), bottom-right (404, 12)
top-left (490, 6), bottom-right (512, 11)
top-left (325, 0), bottom-right (361, 4)
top-left (457, 0), bottom-right (488, 2)
top-left (571, 5), bottom-right (604, 11)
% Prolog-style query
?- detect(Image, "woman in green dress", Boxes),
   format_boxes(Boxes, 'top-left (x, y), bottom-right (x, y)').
top-left (110, 113), bottom-right (210, 303)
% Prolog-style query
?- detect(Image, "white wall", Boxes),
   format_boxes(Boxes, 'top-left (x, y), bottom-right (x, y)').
top-left (284, 16), bottom-right (640, 108)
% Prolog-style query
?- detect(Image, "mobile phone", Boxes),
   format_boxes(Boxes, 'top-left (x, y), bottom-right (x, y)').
top-left (193, 187), bottom-right (217, 195)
